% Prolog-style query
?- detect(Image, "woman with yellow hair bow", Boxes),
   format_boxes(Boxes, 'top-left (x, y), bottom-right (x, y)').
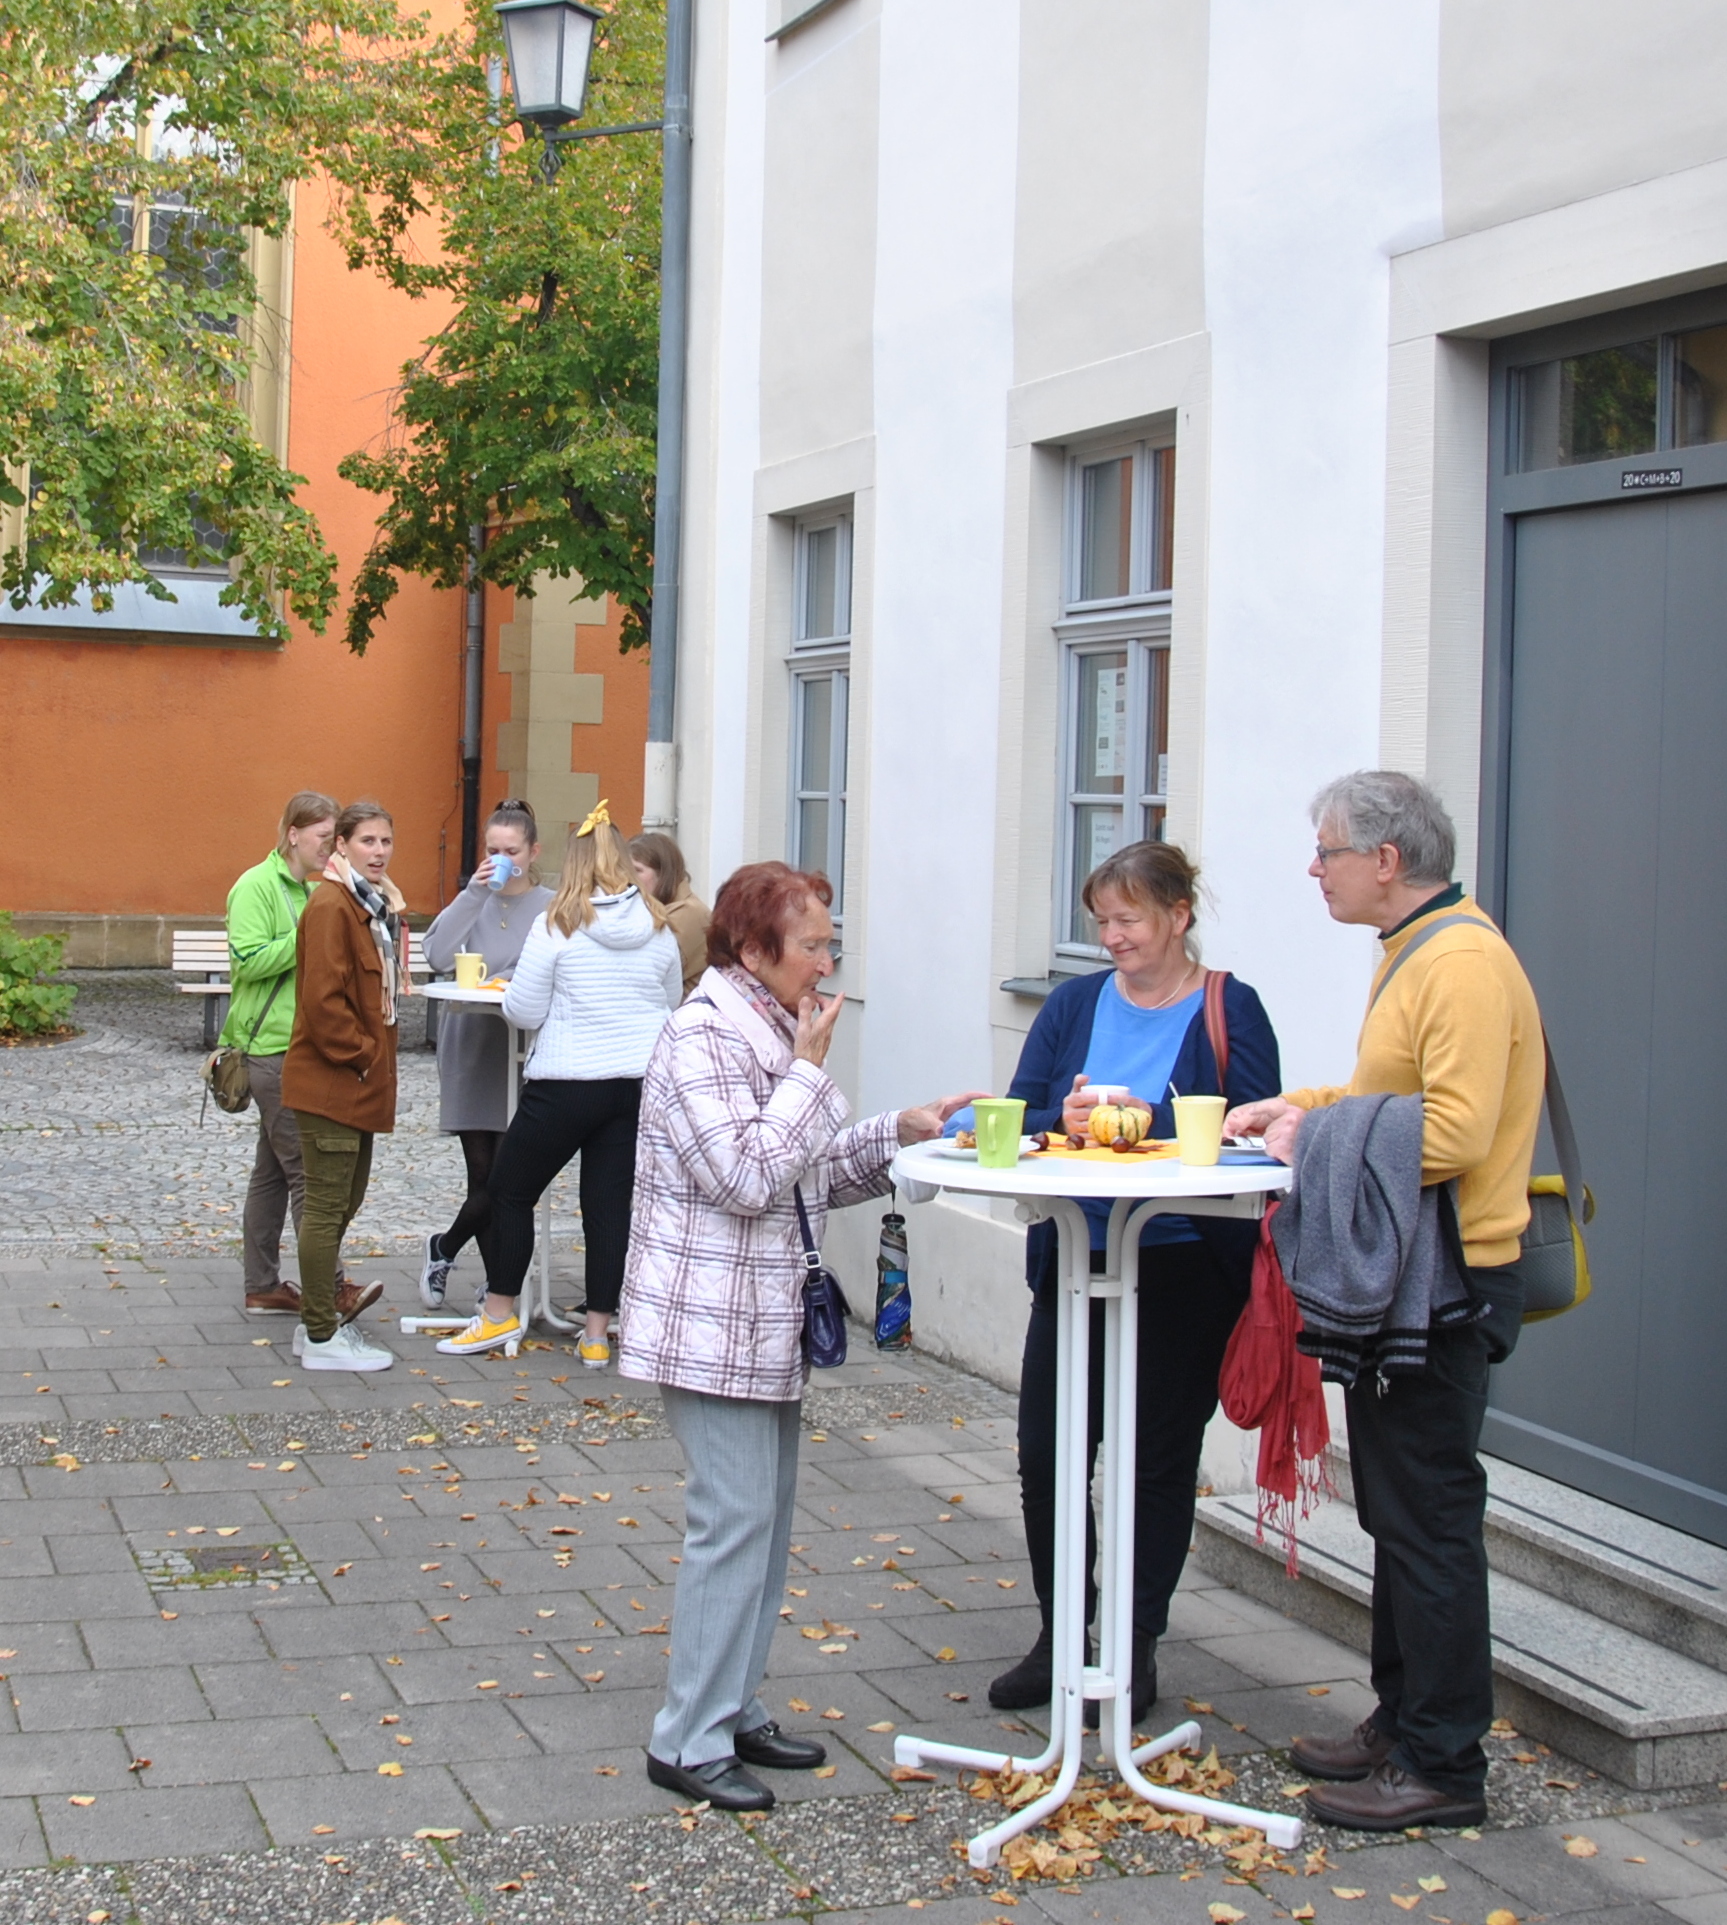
top-left (438, 803), bottom-right (684, 1364)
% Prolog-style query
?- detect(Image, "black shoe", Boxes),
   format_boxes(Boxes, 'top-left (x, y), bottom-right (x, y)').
top-left (1132, 1640), bottom-right (1158, 1724)
top-left (735, 1721), bottom-right (827, 1771)
top-left (989, 1627), bottom-right (1053, 1709)
top-left (646, 1752), bottom-right (775, 1811)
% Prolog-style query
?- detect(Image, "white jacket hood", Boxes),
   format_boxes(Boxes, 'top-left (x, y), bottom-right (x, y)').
top-left (582, 887), bottom-right (661, 951)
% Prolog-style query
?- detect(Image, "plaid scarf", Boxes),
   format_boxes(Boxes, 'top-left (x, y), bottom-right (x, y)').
top-left (325, 854), bottom-right (408, 1027)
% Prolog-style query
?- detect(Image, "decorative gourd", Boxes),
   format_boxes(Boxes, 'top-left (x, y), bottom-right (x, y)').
top-left (1088, 1103), bottom-right (1149, 1148)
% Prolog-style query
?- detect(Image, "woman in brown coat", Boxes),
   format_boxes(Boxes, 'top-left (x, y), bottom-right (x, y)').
top-left (282, 800), bottom-right (408, 1372)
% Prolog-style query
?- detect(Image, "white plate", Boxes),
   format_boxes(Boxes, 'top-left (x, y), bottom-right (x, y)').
top-left (931, 1137), bottom-right (1038, 1163)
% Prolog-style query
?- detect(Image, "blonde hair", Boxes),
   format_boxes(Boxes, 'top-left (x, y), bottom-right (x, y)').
top-left (276, 791), bottom-right (338, 856)
top-left (549, 821), bottom-right (669, 936)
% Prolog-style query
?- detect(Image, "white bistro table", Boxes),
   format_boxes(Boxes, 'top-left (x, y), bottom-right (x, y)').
top-left (888, 1138), bottom-right (1299, 1867)
top-left (401, 983), bottom-right (574, 1350)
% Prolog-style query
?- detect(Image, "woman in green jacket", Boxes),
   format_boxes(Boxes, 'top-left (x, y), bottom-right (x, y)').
top-left (223, 791), bottom-right (379, 1330)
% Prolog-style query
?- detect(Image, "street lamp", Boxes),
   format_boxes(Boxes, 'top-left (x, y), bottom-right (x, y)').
top-left (495, 0), bottom-right (692, 836)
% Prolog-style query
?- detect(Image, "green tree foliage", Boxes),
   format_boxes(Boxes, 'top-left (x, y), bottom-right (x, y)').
top-left (0, 915), bottom-right (77, 1038)
top-left (0, 1), bottom-right (434, 642)
top-left (335, 0), bottom-right (662, 654)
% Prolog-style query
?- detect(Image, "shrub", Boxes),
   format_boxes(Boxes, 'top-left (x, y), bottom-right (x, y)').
top-left (0, 914), bottom-right (78, 1038)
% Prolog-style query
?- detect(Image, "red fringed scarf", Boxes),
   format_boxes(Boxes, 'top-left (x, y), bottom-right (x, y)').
top-left (1219, 1202), bottom-right (1333, 1575)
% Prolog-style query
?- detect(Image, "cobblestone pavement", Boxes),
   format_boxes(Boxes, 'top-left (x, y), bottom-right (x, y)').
top-left (0, 973), bottom-right (582, 1274)
top-left (0, 980), bottom-right (1720, 1922)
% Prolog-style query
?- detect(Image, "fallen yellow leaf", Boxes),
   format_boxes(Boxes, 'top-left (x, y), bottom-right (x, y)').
top-left (787, 1697), bottom-right (812, 1713)
top-left (820, 1708), bottom-right (845, 1721)
top-left (935, 1647), bottom-right (957, 1662)
top-left (415, 1828), bottom-right (462, 1840)
top-left (1486, 1912), bottom-right (1519, 1925)
top-left (867, 1720), bottom-right (895, 1732)
top-left (1564, 1836), bottom-right (1599, 1858)
top-left (1419, 1875), bottom-right (1448, 1893)
top-left (67, 1796), bottom-right (95, 1807)
top-left (376, 1762), bottom-right (403, 1777)
top-left (1331, 1888), bottom-right (1367, 1900)
top-left (475, 1680), bottom-right (499, 1690)
top-left (1307, 1685), bottom-right (1331, 1696)
top-left (1208, 1906), bottom-right (1247, 1924)
top-left (1391, 1897), bottom-right (1421, 1912)
top-left (1291, 1909), bottom-right (1315, 1922)
top-left (813, 1764), bottom-right (837, 1779)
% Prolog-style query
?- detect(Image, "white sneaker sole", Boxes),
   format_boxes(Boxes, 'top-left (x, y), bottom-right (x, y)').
top-left (301, 1349), bottom-right (393, 1372)
top-left (436, 1327), bottom-right (520, 1357)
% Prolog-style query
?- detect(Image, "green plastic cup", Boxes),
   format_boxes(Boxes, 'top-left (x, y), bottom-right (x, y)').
top-left (973, 1097), bottom-right (1028, 1169)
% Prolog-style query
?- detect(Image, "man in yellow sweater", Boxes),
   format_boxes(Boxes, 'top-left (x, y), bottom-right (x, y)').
top-left (1226, 770), bottom-right (1542, 1832)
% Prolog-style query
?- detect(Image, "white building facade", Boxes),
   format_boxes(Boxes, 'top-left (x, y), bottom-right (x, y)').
top-left (669, 0), bottom-right (1727, 1538)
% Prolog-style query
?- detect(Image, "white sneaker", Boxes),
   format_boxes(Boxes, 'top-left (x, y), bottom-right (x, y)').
top-left (300, 1323), bottom-right (394, 1373)
top-left (291, 1322), bottom-right (306, 1357)
top-left (420, 1232), bottom-right (454, 1309)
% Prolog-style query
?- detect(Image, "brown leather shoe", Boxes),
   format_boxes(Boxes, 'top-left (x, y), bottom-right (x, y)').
top-left (1291, 1717), bottom-right (1396, 1782)
top-left (336, 1279), bottom-right (385, 1324)
top-left (1305, 1761), bottom-right (1486, 1831)
top-left (245, 1283), bottom-right (302, 1316)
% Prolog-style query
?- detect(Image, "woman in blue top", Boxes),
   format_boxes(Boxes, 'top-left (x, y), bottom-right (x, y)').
top-left (988, 841), bottom-right (1281, 1724)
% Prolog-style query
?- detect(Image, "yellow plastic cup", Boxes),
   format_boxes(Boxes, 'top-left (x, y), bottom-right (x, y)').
top-left (973, 1097), bottom-right (1028, 1169)
top-left (1171, 1095), bottom-right (1227, 1166)
top-left (453, 952), bottom-right (485, 990)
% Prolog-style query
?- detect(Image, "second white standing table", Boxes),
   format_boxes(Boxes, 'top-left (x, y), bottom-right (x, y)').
top-left (403, 983), bottom-right (575, 1351)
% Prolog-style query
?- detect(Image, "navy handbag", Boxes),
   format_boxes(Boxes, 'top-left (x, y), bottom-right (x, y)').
top-left (793, 1183), bottom-right (852, 1369)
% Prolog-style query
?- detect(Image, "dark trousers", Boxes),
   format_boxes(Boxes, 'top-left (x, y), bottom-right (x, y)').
top-left (1349, 1318), bottom-right (1495, 1799)
top-left (1018, 1238), bottom-right (1249, 1644)
top-left (486, 1077), bottom-right (640, 1312)
top-left (438, 1129), bottom-right (502, 1270)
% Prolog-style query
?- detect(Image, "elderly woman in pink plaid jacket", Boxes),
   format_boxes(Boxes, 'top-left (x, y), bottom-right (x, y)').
top-left (620, 861), bottom-right (981, 1813)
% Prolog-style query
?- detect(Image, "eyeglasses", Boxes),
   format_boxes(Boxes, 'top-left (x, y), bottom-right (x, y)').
top-left (1313, 843), bottom-right (1357, 867)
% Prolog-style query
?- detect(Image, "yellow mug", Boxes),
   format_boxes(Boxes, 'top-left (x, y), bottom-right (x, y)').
top-left (1171, 1095), bottom-right (1227, 1166)
top-left (973, 1097), bottom-right (1028, 1169)
top-left (453, 952), bottom-right (484, 990)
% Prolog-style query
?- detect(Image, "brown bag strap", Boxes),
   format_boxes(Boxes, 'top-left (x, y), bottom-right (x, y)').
top-left (1203, 969), bottom-right (1230, 1089)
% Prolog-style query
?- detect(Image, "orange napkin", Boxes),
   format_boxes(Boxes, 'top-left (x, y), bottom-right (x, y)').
top-left (1032, 1140), bottom-right (1180, 1163)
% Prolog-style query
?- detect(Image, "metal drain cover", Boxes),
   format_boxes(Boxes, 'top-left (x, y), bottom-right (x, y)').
top-left (136, 1539), bottom-right (317, 1589)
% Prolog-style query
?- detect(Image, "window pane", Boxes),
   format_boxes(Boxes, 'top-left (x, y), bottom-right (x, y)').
top-left (1674, 326), bottom-right (1727, 448)
top-left (801, 525), bottom-right (838, 639)
top-left (1149, 445), bottom-right (1175, 591)
top-left (799, 675), bottom-right (832, 791)
top-left (1519, 341), bottom-right (1658, 470)
top-left (1078, 455), bottom-right (1133, 600)
top-left (1074, 651), bottom-right (1128, 795)
top-left (798, 798), bottom-right (830, 877)
top-left (1069, 804), bottom-right (1124, 942)
top-left (830, 798), bottom-right (846, 915)
top-left (1144, 646), bottom-right (1169, 800)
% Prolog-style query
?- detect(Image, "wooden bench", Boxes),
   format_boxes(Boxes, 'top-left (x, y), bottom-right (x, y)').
top-left (174, 928), bottom-right (430, 1048)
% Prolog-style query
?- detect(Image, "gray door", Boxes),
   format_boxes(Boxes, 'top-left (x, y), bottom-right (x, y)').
top-left (1486, 487), bottom-right (1727, 1544)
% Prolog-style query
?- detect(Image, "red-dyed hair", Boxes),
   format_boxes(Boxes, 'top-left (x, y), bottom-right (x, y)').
top-left (707, 861), bottom-right (833, 969)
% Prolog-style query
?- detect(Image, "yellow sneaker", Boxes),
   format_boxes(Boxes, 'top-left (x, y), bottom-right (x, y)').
top-left (579, 1335), bottom-right (610, 1370)
top-left (436, 1311), bottom-right (521, 1356)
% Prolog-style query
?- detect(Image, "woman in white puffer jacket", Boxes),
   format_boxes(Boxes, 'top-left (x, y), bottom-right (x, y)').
top-left (436, 803), bottom-right (681, 1365)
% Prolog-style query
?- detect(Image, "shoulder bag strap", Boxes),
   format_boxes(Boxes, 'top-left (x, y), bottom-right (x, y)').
top-left (1366, 912), bottom-right (1482, 1011)
top-left (240, 971), bottom-right (289, 1054)
top-left (791, 1183), bottom-right (823, 1275)
top-left (1203, 969), bottom-right (1230, 1089)
top-left (1368, 909), bottom-right (1591, 1238)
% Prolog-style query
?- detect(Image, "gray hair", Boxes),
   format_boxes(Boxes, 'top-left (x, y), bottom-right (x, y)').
top-left (1310, 770), bottom-right (1456, 887)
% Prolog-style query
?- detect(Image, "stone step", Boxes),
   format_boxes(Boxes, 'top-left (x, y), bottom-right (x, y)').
top-left (1325, 1440), bottom-right (1727, 1674)
top-left (1193, 1490), bottom-right (1727, 1791)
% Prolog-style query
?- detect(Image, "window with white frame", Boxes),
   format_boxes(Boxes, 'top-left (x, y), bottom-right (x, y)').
top-left (1056, 439), bottom-right (1174, 954)
top-left (789, 511), bottom-right (852, 918)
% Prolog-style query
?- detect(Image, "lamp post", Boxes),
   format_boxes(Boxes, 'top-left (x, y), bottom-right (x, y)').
top-left (497, 0), bottom-right (692, 838)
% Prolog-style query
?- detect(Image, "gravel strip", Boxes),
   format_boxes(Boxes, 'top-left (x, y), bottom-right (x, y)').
top-left (121, 1837), bottom-right (475, 1925)
top-left (0, 1865), bottom-right (132, 1925)
top-left (456, 1809), bottom-right (802, 1924)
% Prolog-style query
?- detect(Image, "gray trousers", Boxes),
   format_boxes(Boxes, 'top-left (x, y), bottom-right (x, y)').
top-left (241, 1054), bottom-right (305, 1291)
top-left (651, 1384), bottom-right (801, 1768)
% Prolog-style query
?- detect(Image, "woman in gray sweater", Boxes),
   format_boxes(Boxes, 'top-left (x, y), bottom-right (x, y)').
top-left (418, 800), bottom-right (552, 1308)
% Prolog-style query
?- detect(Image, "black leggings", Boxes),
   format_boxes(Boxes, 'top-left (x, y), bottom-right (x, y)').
top-left (1017, 1237), bottom-right (1249, 1645)
top-left (485, 1077), bottom-right (641, 1312)
top-left (438, 1130), bottom-right (502, 1266)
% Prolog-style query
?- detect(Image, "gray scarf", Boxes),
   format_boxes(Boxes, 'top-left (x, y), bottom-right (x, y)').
top-left (1271, 1093), bottom-right (1481, 1387)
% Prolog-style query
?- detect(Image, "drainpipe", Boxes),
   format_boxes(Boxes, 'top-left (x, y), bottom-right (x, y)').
top-left (460, 521), bottom-right (485, 881)
top-left (642, 0), bottom-right (693, 834)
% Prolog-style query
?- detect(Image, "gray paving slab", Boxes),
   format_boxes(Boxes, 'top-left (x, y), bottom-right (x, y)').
top-left (14, 1662), bottom-right (210, 1731)
top-left (0, 1728), bottom-right (137, 1796)
top-left (126, 1715), bottom-right (343, 1786)
top-left (195, 1653), bottom-right (396, 1718)
top-left (40, 1779), bottom-right (269, 1862)
top-left (0, 1800), bottom-right (50, 1873)
top-left (247, 1760), bottom-right (479, 1845)
top-left (1437, 1815), bottom-right (1727, 1908)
